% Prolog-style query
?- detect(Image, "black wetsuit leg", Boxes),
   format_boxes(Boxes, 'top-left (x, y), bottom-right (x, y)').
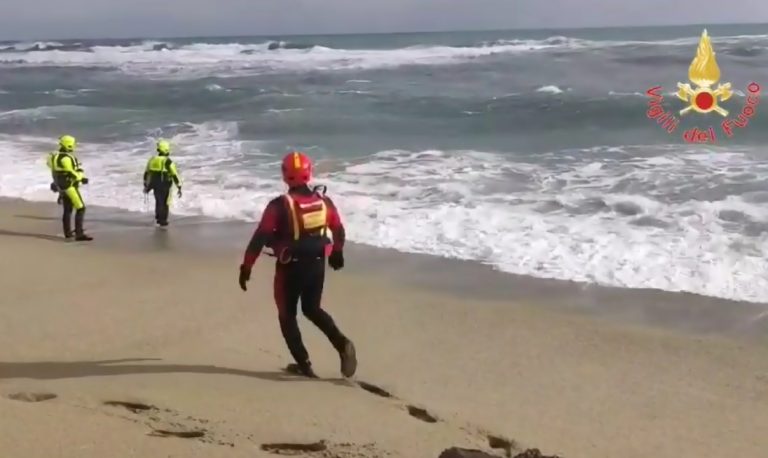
top-left (274, 263), bottom-right (309, 365)
top-left (274, 258), bottom-right (349, 366)
top-left (74, 206), bottom-right (85, 236)
top-left (153, 183), bottom-right (171, 225)
top-left (61, 193), bottom-right (73, 237)
top-left (299, 258), bottom-right (349, 353)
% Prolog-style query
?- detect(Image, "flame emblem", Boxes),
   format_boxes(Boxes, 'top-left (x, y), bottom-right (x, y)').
top-left (676, 29), bottom-right (733, 116)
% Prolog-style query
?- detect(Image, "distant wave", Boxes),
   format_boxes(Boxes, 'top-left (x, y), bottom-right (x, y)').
top-left (0, 39), bottom-right (567, 78)
top-left (1, 33), bottom-right (766, 78)
top-left (0, 41), bottom-right (71, 52)
top-left (1, 39), bottom-right (320, 54)
top-left (0, 105), bottom-right (92, 120)
top-left (1, 87), bottom-right (757, 132)
top-left (3, 32), bottom-right (766, 54)
top-left (205, 84), bottom-right (229, 92)
top-left (536, 85), bottom-right (567, 94)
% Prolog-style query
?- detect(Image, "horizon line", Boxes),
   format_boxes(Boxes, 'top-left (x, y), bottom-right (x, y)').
top-left (1, 21), bottom-right (767, 43)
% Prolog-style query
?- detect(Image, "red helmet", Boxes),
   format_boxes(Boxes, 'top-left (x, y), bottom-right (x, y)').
top-left (281, 151), bottom-right (313, 187)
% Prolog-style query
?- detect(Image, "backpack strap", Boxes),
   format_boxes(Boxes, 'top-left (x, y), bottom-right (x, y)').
top-left (283, 194), bottom-right (300, 242)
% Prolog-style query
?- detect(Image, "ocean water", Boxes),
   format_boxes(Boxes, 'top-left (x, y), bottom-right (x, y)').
top-left (1, 24), bottom-right (768, 303)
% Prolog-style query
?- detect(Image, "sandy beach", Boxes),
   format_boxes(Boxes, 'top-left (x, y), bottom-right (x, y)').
top-left (1, 198), bottom-right (767, 458)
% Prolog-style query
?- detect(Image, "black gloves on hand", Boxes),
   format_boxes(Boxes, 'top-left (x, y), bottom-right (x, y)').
top-left (239, 264), bottom-right (251, 291)
top-left (328, 250), bottom-right (344, 270)
top-left (177, 188), bottom-right (183, 198)
top-left (80, 178), bottom-right (89, 185)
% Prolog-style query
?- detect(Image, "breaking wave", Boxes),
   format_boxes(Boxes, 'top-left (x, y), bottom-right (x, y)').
top-left (0, 33), bottom-right (766, 77)
top-left (1, 125), bottom-right (768, 303)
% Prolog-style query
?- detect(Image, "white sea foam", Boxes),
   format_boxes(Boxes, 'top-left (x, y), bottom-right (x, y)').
top-left (0, 105), bottom-right (92, 121)
top-left (1, 33), bottom-right (764, 78)
top-left (265, 108), bottom-right (304, 113)
top-left (2, 128), bottom-right (768, 303)
top-left (0, 40), bottom-right (556, 78)
top-left (536, 85), bottom-right (566, 94)
top-left (205, 84), bottom-right (229, 92)
top-left (7, 41), bottom-right (65, 51)
top-left (608, 91), bottom-right (645, 97)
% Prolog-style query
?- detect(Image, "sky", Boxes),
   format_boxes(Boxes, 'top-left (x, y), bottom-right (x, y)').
top-left (1, 0), bottom-right (768, 40)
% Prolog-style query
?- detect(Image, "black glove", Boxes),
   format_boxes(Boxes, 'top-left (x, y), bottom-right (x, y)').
top-left (143, 186), bottom-right (150, 194)
top-left (49, 182), bottom-right (58, 193)
top-left (177, 188), bottom-right (182, 198)
top-left (81, 178), bottom-right (89, 185)
top-left (328, 250), bottom-right (344, 270)
top-left (238, 264), bottom-right (251, 291)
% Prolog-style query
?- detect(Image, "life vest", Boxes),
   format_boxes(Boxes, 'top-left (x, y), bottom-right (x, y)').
top-left (50, 152), bottom-right (83, 188)
top-left (274, 190), bottom-right (332, 263)
top-left (146, 155), bottom-right (174, 184)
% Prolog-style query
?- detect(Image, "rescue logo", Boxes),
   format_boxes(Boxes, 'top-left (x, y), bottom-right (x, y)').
top-left (645, 29), bottom-right (760, 144)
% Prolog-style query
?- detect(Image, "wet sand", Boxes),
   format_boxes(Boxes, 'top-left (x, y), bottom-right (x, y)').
top-left (1, 197), bottom-right (767, 458)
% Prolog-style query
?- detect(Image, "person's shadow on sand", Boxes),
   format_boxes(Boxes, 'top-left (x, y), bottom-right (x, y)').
top-left (0, 229), bottom-right (65, 242)
top-left (0, 358), bottom-right (348, 386)
top-left (15, 214), bottom-right (150, 228)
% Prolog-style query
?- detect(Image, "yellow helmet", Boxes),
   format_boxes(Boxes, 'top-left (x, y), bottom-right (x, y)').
top-left (58, 135), bottom-right (76, 152)
top-left (156, 139), bottom-right (171, 155)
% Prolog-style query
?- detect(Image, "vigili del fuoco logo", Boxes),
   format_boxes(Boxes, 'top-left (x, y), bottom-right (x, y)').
top-left (646, 29), bottom-right (760, 144)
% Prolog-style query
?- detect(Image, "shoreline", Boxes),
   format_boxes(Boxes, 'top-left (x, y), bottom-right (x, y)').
top-left (2, 196), bottom-right (768, 458)
top-left (4, 196), bottom-right (768, 342)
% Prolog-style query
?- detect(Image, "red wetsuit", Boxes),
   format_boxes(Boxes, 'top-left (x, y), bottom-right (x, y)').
top-left (241, 185), bottom-right (349, 371)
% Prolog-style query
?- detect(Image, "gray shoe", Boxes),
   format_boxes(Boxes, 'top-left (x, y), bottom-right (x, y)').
top-left (340, 340), bottom-right (357, 378)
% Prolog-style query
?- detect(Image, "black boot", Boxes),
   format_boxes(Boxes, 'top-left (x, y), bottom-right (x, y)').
top-left (285, 362), bottom-right (318, 378)
top-left (302, 306), bottom-right (356, 377)
top-left (339, 338), bottom-right (357, 378)
top-left (62, 216), bottom-right (73, 239)
top-left (62, 207), bottom-right (72, 239)
top-left (74, 209), bottom-right (92, 241)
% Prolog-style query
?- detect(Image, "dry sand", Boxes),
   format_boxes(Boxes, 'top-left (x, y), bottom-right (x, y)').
top-left (1, 198), bottom-right (767, 458)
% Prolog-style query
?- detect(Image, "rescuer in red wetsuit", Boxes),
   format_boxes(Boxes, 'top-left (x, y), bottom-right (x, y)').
top-left (238, 151), bottom-right (357, 378)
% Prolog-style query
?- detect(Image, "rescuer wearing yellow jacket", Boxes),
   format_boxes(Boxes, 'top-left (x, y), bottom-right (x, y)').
top-left (143, 139), bottom-right (182, 227)
top-left (46, 135), bottom-right (93, 241)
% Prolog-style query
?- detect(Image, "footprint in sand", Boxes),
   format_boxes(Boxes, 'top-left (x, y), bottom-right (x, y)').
top-left (354, 381), bottom-right (537, 457)
top-left (440, 444), bottom-right (561, 458)
top-left (103, 400), bottom-right (235, 446)
top-left (487, 434), bottom-right (518, 457)
top-left (356, 381), bottom-right (394, 398)
top-left (406, 405), bottom-right (439, 423)
top-left (356, 381), bottom-right (439, 423)
top-left (150, 429), bottom-right (207, 439)
top-left (6, 392), bottom-right (58, 402)
top-left (261, 440), bottom-right (328, 453)
top-left (103, 400), bottom-right (158, 413)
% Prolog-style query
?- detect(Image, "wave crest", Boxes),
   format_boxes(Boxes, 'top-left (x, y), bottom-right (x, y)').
top-left (1, 33), bottom-right (765, 78)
